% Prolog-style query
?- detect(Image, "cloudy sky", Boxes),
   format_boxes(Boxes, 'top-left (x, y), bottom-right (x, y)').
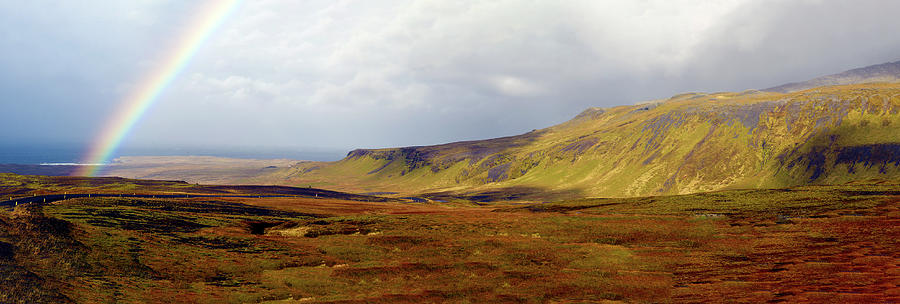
top-left (2, 0), bottom-right (900, 158)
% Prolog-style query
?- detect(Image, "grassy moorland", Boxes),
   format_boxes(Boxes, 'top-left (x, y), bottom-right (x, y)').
top-left (269, 83), bottom-right (900, 200)
top-left (0, 156), bottom-right (299, 185)
top-left (0, 173), bottom-right (392, 203)
top-left (1, 174), bottom-right (897, 303)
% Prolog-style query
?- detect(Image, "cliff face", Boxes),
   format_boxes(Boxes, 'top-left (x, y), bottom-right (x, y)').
top-left (282, 83), bottom-right (900, 198)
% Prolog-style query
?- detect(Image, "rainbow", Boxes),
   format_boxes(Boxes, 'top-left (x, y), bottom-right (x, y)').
top-left (76, 0), bottom-right (241, 176)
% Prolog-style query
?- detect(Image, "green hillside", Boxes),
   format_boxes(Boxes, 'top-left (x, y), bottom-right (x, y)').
top-left (270, 82), bottom-right (900, 199)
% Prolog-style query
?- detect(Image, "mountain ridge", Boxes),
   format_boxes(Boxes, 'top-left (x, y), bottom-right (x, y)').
top-left (149, 60), bottom-right (900, 200)
top-left (266, 81), bottom-right (900, 200)
top-left (764, 60), bottom-right (900, 93)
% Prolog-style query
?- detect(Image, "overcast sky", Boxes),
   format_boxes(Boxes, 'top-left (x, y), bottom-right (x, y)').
top-left (2, 0), bottom-right (900, 155)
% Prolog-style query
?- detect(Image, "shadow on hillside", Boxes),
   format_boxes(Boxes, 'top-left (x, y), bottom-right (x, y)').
top-left (421, 186), bottom-right (585, 203)
top-left (777, 126), bottom-right (900, 182)
top-left (346, 129), bottom-right (550, 176)
top-left (0, 173), bottom-right (397, 203)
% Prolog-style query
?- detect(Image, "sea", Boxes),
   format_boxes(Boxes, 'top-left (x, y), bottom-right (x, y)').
top-left (0, 143), bottom-right (348, 165)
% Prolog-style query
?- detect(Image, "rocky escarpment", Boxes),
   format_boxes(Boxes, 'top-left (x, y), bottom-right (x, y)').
top-left (343, 130), bottom-right (544, 179)
top-left (285, 83), bottom-right (900, 198)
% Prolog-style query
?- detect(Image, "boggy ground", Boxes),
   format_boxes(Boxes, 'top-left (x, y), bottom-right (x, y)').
top-left (0, 182), bottom-right (898, 303)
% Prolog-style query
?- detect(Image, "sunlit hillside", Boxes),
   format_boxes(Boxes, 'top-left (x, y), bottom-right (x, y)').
top-left (269, 82), bottom-right (900, 199)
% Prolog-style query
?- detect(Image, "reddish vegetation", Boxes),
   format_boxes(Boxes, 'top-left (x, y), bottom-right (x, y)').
top-left (233, 197), bottom-right (479, 216)
top-left (0, 175), bottom-right (897, 303)
top-left (669, 201), bottom-right (900, 302)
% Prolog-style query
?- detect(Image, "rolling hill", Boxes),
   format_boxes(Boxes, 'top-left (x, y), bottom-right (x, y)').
top-left (262, 62), bottom-right (900, 200)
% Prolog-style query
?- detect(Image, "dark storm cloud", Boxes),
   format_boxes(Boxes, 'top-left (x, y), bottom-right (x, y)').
top-left (2, 0), bottom-right (899, 154)
top-left (681, 0), bottom-right (900, 92)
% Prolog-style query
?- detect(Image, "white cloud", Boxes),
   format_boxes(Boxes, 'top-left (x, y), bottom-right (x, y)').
top-left (195, 1), bottom-right (743, 105)
top-left (138, 0), bottom-right (900, 148)
top-left (489, 75), bottom-right (544, 97)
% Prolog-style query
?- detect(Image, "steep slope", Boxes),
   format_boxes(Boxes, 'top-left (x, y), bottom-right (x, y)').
top-left (269, 82), bottom-right (900, 199)
top-left (765, 60), bottom-right (900, 93)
